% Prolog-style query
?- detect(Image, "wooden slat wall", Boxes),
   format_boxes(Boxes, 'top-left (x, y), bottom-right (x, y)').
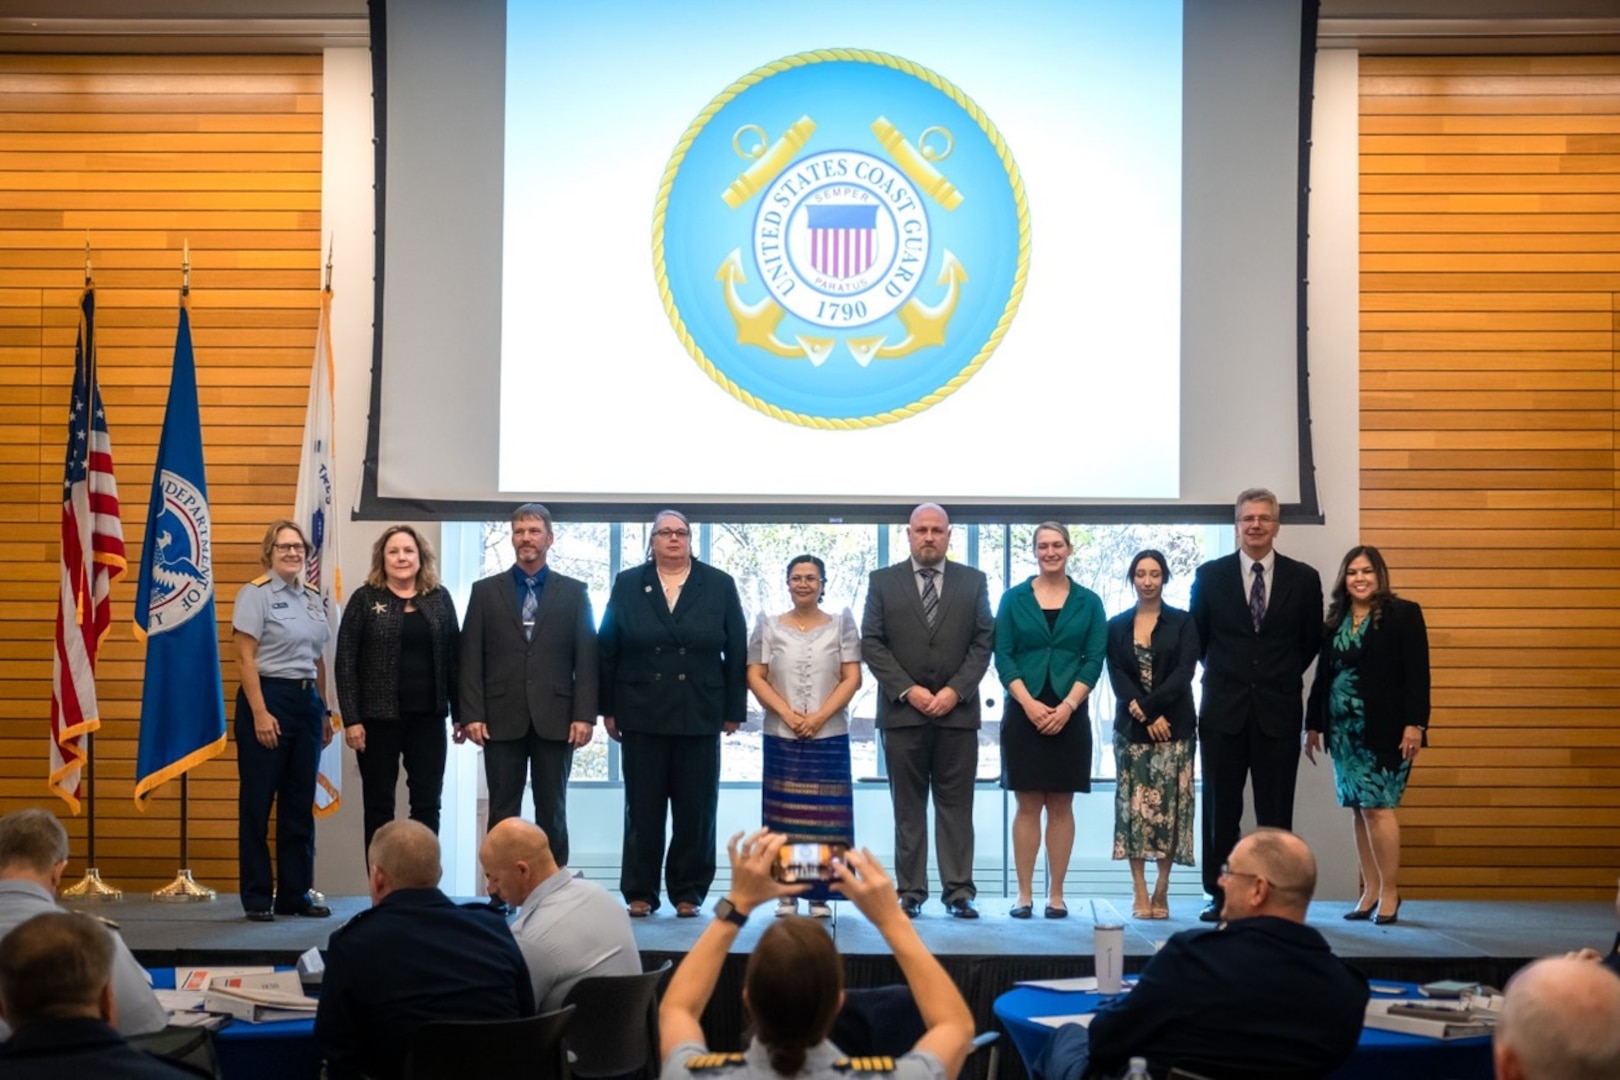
top-left (0, 54), bottom-right (322, 888)
top-left (1361, 55), bottom-right (1620, 899)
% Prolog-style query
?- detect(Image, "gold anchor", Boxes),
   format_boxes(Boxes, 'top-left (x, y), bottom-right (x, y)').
top-left (845, 250), bottom-right (968, 366)
top-left (715, 249), bottom-right (836, 365)
top-left (870, 117), bottom-right (963, 211)
top-left (722, 115), bottom-right (817, 209)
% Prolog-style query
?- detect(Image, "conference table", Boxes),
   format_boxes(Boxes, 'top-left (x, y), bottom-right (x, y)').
top-left (992, 980), bottom-right (1492, 1080)
top-left (151, 969), bottom-right (321, 1080)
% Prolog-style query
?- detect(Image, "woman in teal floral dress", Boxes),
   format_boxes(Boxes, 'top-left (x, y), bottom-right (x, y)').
top-left (1105, 550), bottom-right (1198, 919)
top-left (1306, 545), bottom-right (1430, 926)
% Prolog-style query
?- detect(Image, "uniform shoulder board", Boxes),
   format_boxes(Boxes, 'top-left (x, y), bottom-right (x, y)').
top-left (330, 906), bottom-right (374, 938)
top-left (251, 573), bottom-right (272, 586)
top-left (305, 579), bottom-right (320, 592)
top-left (685, 1053), bottom-right (746, 1071)
top-left (835, 1057), bottom-right (897, 1073)
top-left (88, 913), bottom-right (122, 931)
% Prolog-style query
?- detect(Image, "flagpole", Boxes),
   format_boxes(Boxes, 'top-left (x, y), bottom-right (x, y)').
top-left (60, 242), bottom-right (123, 903)
top-left (150, 241), bottom-right (216, 903)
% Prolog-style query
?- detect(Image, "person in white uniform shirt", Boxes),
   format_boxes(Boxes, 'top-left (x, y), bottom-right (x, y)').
top-left (0, 809), bottom-right (166, 1041)
top-left (477, 817), bottom-right (640, 1010)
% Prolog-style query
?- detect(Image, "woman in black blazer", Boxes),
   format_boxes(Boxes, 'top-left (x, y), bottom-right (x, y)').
top-left (334, 525), bottom-right (461, 858)
top-left (599, 510), bottom-right (748, 919)
top-left (1306, 544), bottom-right (1430, 926)
top-left (1105, 550), bottom-right (1198, 920)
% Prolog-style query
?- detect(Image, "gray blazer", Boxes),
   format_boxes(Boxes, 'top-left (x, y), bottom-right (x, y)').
top-left (860, 560), bottom-right (994, 731)
top-left (458, 568), bottom-right (599, 742)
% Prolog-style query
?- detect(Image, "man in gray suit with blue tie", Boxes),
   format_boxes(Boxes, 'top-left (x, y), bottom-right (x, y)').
top-left (862, 503), bottom-right (994, 918)
top-left (458, 504), bottom-right (598, 866)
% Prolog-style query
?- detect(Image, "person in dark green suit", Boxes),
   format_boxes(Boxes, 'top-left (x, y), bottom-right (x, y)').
top-left (992, 523), bottom-right (1107, 919)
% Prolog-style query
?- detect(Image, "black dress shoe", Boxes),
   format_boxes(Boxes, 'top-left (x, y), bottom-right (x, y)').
top-left (1009, 904), bottom-right (1034, 919)
top-left (947, 899), bottom-right (979, 920)
top-left (1372, 897), bottom-right (1402, 926)
top-left (245, 910), bottom-right (275, 923)
top-left (899, 897), bottom-right (923, 919)
top-left (1342, 903), bottom-right (1377, 922)
top-left (1044, 904), bottom-right (1069, 919)
top-left (1198, 902), bottom-right (1222, 923)
top-left (275, 900), bottom-right (332, 919)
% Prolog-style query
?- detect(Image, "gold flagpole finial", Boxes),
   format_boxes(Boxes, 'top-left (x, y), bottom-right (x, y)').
top-left (324, 233), bottom-right (334, 293)
top-left (84, 235), bottom-right (92, 287)
top-left (181, 239), bottom-right (190, 298)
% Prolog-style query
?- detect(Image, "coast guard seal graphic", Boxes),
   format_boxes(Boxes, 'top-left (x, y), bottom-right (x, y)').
top-left (654, 49), bottom-right (1029, 428)
top-left (142, 469), bottom-right (213, 633)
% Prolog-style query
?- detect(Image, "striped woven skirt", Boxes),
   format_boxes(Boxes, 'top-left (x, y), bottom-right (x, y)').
top-left (762, 733), bottom-right (855, 902)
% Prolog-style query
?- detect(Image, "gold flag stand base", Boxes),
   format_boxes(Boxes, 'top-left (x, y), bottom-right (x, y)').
top-left (60, 867), bottom-right (123, 901)
top-left (152, 869), bottom-right (216, 903)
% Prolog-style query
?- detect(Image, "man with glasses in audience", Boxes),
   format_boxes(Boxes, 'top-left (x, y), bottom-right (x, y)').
top-left (459, 503), bottom-right (599, 866)
top-left (1039, 828), bottom-right (1368, 1080)
top-left (1190, 488), bottom-right (1323, 923)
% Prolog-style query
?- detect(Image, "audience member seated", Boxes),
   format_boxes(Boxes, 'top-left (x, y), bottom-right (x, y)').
top-left (0, 911), bottom-right (203, 1078)
top-left (0, 808), bottom-right (166, 1041)
top-left (659, 829), bottom-right (976, 1080)
top-left (1493, 956), bottom-right (1620, 1080)
top-left (315, 820), bottom-right (535, 1080)
top-left (1566, 874), bottom-right (1620, 978)
top-left (478, 817), bottom-right (641, 1010)
top-left (1039, 828), bottom-right (1368, 1080)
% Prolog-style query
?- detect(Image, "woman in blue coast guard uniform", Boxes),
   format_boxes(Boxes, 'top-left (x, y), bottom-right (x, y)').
top-left (231, 519), bottom-right (333, 922)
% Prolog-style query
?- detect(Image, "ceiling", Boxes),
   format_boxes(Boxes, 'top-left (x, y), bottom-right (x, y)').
top-left (0, 1), bottom-right (1618, 55)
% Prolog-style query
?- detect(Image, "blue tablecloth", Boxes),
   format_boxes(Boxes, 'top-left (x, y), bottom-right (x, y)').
top-left (152, 968), bottom-right (321, 1080)
top-left (992, 981), bottom-right (1492, 1080)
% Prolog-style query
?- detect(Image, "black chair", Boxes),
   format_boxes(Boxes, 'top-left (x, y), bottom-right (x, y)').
top-left (832, 985), bottom-right (1000, 1079)
top-left (403, 1004), bottom-right (574, 1080)
top-left (562, 959), bottom-right (674, 1080)
top-left (129, 1025), bottom-right (220, 1079)
top-left (1167, 1060), bottom-right (1320, 1080)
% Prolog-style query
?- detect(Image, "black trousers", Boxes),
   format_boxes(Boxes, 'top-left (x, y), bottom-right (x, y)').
top-left (236, 677), bottom-right (322, 914)
top-left (619, 731), bottom-right (720, 909)
top-left (356, 711), bottom-right (448, 859)
top-left (484, 729), bottom-right (575, 866)
top-left (1199, 716), bottom-right (1302, 900)
top-left (881, 724), bottom-right (979, 904)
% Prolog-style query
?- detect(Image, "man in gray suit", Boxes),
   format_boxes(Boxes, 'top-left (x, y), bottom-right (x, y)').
top-left (861, 503), bottom-right (994, 918)
top-left (458, 504), bottom-right (598, 865)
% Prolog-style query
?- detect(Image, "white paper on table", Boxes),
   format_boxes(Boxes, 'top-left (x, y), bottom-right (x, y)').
top-left (176, 966), bottom-right (275, 992)
top-left (1032, 1013), bottom-right (1096, 1029)
top-left (1016, 977), bottom-right (1097, 991)
top-left (155, 989), bottom-right (207, 1012)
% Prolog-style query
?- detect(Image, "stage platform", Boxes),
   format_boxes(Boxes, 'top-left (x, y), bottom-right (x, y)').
top-left (101, 892), bottom-right (1614, 1077)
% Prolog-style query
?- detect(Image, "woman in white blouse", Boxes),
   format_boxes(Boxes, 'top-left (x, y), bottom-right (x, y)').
top-left (746, 555), bottom-right (862, 918)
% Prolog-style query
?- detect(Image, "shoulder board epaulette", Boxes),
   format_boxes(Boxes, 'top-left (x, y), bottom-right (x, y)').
top-left (686, 1053), bottom-right (746, 1071)
top-left (251, 573), bottom-right (272, 586)
top-left (88, 913), bottom-right (121, 931)
top-left (835, 1057), bottom-right (896, 1072)
top-left (330, 907), bottom-right (373, 937)
top-left (305, 579), bottom-right (320, 592)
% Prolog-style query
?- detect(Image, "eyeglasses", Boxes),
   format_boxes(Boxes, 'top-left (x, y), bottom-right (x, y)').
top-left (1218, 862), bottom-right (1261, 882)
top-left (653, 528), bottom-right (691, 540)
top-left (788, 574), bottom-right (821, 585)
top-left (272, 543), bottom-right (307, 554)
top-left (1238, 515), bottom-right (1277, 526)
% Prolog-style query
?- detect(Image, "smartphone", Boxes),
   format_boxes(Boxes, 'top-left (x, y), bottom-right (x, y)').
top-left (771, 842), bottom-right (849, 883)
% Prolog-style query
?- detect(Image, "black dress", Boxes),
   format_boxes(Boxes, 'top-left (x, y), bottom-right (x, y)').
top-left (1000, 609), bottom-right (1093, 793)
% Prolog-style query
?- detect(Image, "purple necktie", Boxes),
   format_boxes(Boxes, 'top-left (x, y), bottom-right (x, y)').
top-left (1249, 563), bottom-right (1266, 632)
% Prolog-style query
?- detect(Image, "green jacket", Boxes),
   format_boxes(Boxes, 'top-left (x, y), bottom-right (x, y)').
top-left (993, 577), bottom-right (1107, 699)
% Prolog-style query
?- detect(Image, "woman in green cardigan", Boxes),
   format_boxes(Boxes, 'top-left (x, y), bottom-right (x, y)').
top-left (993, 522), bottom-right (1108, 919)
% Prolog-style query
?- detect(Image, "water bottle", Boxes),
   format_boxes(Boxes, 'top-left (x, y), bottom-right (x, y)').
top-left (1125, 1058), bottom-right (1150, 1078)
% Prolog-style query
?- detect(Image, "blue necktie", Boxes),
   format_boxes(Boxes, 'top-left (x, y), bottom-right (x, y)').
top-left (920, 568), bottom-right (939, 628)
top-left (522, 576), bottom-right (538, 641)
top-left (1249, 563), bottom-right (1266, 632)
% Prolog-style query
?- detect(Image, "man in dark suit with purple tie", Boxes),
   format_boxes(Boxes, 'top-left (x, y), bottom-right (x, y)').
top-left (1190, 488), bottom-right (1323, 922)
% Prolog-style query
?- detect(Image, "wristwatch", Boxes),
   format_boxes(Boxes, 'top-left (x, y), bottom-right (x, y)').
top-left (713, 897), bottom-right (748, 927)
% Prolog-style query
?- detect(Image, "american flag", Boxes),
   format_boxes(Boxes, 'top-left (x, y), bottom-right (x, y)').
top-left (50, 286), bottom-right (127, 813)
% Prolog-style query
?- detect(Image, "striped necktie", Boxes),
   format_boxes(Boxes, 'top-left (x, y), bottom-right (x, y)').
top-left (522, 576), bottom-right (538, 641)
top-left (919, 567), bottom-right (939, 627)
top-left (1249, 563), bottom-right (1266, 632)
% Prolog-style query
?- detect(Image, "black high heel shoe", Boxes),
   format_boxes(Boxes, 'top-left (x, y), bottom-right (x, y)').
top-left (1372, 896), bottom-right (1402, 926)
top-left (1342, 902), bottom-right (1377, 922)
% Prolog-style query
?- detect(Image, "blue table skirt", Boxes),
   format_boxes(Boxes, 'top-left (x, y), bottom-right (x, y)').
top-left (152, 968), bottom-right (322, 1080)
top-left (992, 982), bottom-right (1492, 1080)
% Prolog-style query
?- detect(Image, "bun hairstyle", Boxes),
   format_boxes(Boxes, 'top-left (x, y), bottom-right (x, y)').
top-left (744, 919), bottom-right (843, 1076)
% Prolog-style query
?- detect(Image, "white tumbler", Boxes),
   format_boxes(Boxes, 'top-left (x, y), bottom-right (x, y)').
top-left (1094, 921), bottom-right (1125, 994)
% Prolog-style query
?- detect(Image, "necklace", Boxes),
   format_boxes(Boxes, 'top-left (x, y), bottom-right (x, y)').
top-left (1351, 608), bottom-right (1369, 630)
